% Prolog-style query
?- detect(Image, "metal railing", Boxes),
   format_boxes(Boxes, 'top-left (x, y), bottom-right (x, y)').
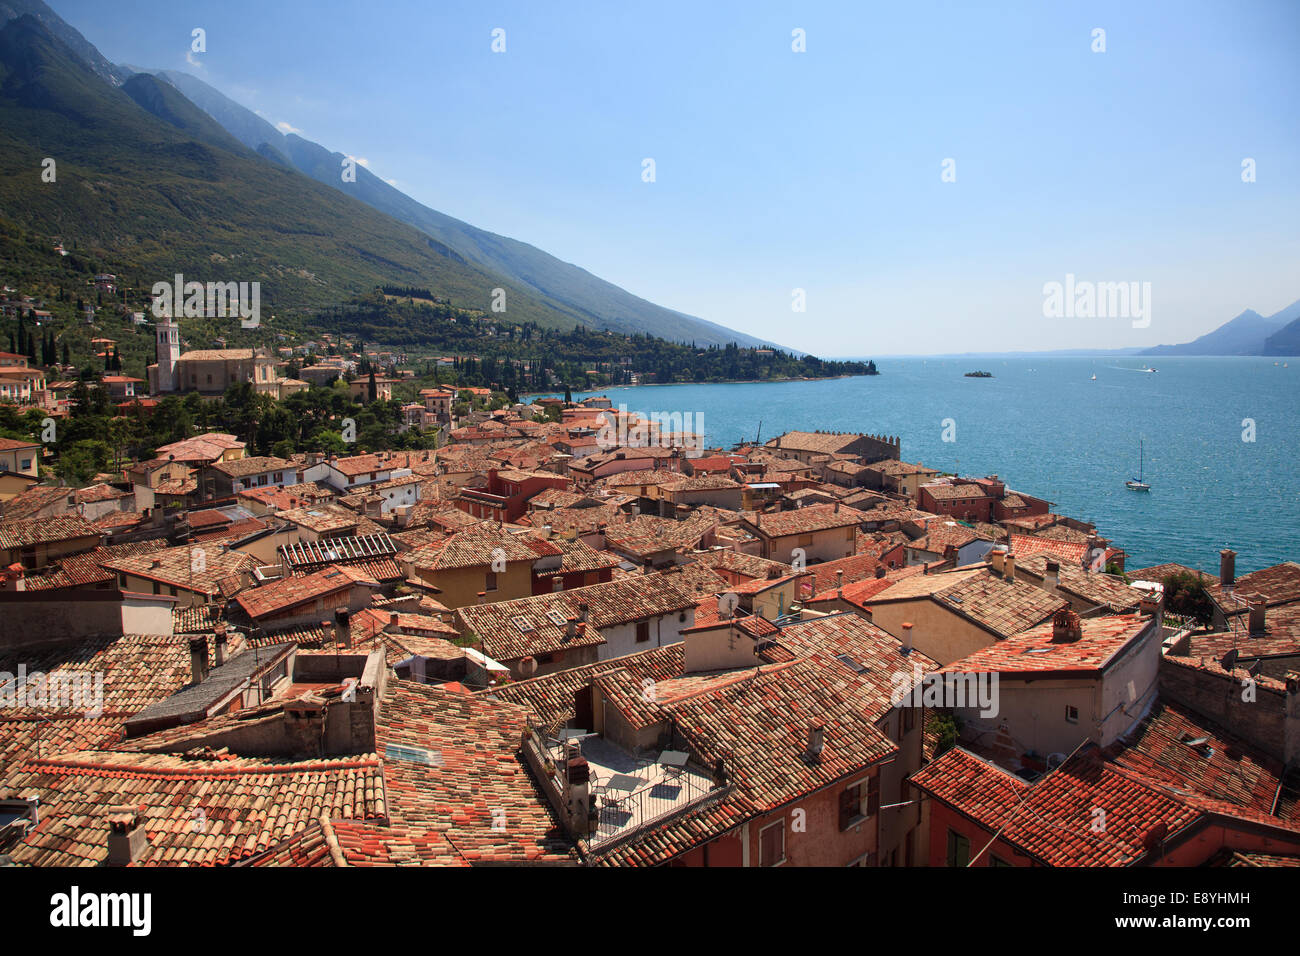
top-left (588, 762), bottom-right (724, 849)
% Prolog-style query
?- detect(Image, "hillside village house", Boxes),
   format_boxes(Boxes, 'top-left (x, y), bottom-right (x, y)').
top-left (456, 570), bottom-right (699, 678)
top-left (861, 460), bottom-right (941, 498)
top-left (0, 436), bottom-right (42, 499)
top-left (456, 467), bottom-right (570, 523)
top-left (348, 377), bottom-right (397, 402)
top-left (740, 503), bottom-right (860, 564)
top-left (764, 430), bottom-right (900, 466)
top-left (0, 514), bottom-right (101, 570)
top-left (917, 480), bottom-right (996, 522)
top-left (203, 456), bottom-right (296, 501)
top-left (405, 529), bottom-right (562, 609)
top-left (863, 566), bottom-right (1068, 665)
top-left (938, 610), bottom-right (1163, 761)
top-left (101, 543), bottom-right (256, 607)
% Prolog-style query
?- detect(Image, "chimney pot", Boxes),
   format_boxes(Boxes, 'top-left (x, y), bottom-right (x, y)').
top-left (189, 635), bottom-right (209, 684)
top-left (1249, 600), bottom-right (1266, 636)
top-left (1051, 608), bottom-right (1082, 643)
top-left (1220, 549), bottom-right (1237, 588)
top-left (805, 725), bottom-right (826, 762)
top-left (106, 806), bottom-right (148, 866)
top-left (214, 624), bottom-right (228, 666)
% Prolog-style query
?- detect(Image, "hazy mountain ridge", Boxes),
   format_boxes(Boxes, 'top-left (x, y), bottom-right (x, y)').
top-left (1141, 300), bottom-right (1300, 356)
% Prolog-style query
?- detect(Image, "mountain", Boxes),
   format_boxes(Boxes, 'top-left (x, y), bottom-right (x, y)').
top-left (135, 66), bottom-right (779, 349)
top-left (0, 0), bottom-right (127, 86)
top-left (1262, 299), bottom-right (1300, 356)
top-left (1141, 307), bottom-right (1292, 356)
top-left (0, 16), bottom-right (609, 330)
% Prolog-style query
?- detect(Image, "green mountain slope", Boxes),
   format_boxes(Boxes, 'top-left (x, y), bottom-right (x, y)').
top-left (0, 16), bottom-right (596, 329)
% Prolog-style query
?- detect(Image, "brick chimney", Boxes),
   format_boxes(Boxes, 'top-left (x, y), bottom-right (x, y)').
top-left (106, 806), bottom-right (148, 866)
top-left (1003, 551), bottom-right (1016, 582)
top-left (1249, 599), bottom-right (1267, 636)
top-left (1220, 549), bottom-right (1236, 588)
top-left (334, 608), bottom-right (352, 648)
top-left (991, 549), bottom-right (1005, 575)
top-left (213, 624), bottom-right (228, 667)
top-left (563, 740), bottom-right (592, 834)
top-left (1043, 560), bottom-right (1060, 593)
top-left (804, 725), bottom-right (826, 763)
top-left (189, 635), bottom-right (209, 684)
top-left (1051, 608), bottom-right (1082, 643)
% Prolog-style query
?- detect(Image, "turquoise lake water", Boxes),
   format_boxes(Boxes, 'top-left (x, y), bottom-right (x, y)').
top-left (531, 357), bottom-right (1300, 574)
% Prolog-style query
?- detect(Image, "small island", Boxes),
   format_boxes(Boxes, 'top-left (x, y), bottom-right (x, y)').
top-left (964, 370), bottom-right (993, 378)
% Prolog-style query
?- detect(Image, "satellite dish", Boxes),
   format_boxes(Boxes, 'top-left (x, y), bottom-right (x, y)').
top-left (718, 592), bottom-right (740, 617)
top-left (1247, 660), bottom-right (1263, 677)
top-left (1220, 649), bottom-right (1239, 671)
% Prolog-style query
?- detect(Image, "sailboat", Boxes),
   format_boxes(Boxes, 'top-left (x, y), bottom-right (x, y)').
top-left (1090, 373), bottom-right (1097, 381)
top-left (1126, 439), bottom-right (1151, 491)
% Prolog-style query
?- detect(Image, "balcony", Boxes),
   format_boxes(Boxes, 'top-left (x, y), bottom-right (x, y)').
top-left (524, 721), bottom-right (730, 856)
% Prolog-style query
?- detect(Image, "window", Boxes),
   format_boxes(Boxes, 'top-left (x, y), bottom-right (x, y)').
top-left (866, 774), bottom-right (880, 816)
top-left (485, 571), bottom-right (498, 592)
top-left (839, 782), bottom-right (865, 830)
top-left (946, 829), bottom-right (970, 867)
top-left (1066, 705), bottom-right (1079, 724)
top-left (902, 707), bottom-right (916, 733)
top-left (759, 820), bottom-right (785, 866)
top-left (636, 620), bottom-right (650, 643)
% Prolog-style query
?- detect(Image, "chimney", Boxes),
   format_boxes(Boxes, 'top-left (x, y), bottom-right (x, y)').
top-left (189, 635), bottom-right (209, 684)
top-left (901, 621), bottom-right (913, 654)
top-left (213, 624), bottom-right (228, 667)
top-left (836, 569), bottom-right (845, 592)
top-left (1220, 549), bottom-right (1236, 588)
top-left (874, 565), bottom-right (886, 579)
top-left (1003, 551), bottom-right (1016, 582)
top-left (804, 725), bottom-right (826, 763)
top-left (563, 740), bottom-right (592, 835)
top-left (106, 806), bottom-right (148, 866)
top-left (1138, 581), bottom-right (1163, 624)
top-left (1249, 599), bottom-right (1267, 636)
top-left (578, 602), bottom-right (589, 624)
top-left (334, 608), bottom-right (352, 648)
top-left (390, 612), bottom-right (400, 630)
top-left (565, 615), bottom-right (578, 640)
top-left (1043, 560), bottom-right (1059, 593)
top-left (1051, 608), bottom-right (1082, 643)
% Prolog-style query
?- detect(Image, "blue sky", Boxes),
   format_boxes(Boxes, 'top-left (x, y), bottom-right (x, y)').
top-left (53, 0), bottom-right (1300, 356)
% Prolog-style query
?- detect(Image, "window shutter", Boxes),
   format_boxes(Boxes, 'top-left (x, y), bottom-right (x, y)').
top-left (867, 774), bottom-right (880, 816)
